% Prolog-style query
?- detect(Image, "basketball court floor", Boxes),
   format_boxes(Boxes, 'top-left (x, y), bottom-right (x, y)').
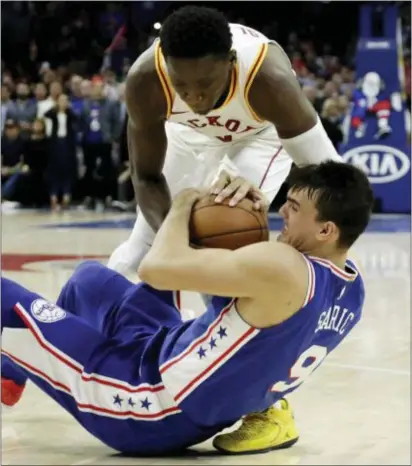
top-left (1, 209), bottom-right (410, 465)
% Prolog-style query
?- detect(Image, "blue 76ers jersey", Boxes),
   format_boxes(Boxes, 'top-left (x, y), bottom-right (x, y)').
top-left (157, 255), bottom-right (365, 428)
top-left (0, 256), bottom-right (364, 454)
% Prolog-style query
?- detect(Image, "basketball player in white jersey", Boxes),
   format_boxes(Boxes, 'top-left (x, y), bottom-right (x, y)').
top-left (107, 5), bottom-right (342, 276)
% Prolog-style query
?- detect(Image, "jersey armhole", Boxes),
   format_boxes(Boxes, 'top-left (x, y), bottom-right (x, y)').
top-left (244, 42), bottom-right (268, 123)
top-left (346, 256), bottom-right (364, 279)
top-left (154, 41), bottom-right (175, 119)
top-left (301, 256), bottom-right (316, 307)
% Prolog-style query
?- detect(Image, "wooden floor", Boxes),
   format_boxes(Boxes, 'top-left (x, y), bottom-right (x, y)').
top-left (1, 210), bottom-right (410, 465)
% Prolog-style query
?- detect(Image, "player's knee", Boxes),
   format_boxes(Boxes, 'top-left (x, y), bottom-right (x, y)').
top-left (74, 260), bottom-right (104, 275)
top-left (58, 261), bottom-right (108, 308)
top-left (67, 261), bottom-right (105, 289)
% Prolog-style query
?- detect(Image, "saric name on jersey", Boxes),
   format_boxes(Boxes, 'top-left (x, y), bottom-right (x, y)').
top-left (315, 305), bottom-right (355, 335)
top-left (183, 115), bottom-right (257, 142)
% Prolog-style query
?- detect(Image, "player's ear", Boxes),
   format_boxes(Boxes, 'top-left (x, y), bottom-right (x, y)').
top-left (229, 50), bottom-right (237, 63)
top-left (317, 221), bottom-right (339, 243)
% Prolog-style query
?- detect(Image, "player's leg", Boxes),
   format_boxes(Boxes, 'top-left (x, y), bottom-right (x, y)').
top-left (158, 300), bottom-right (298, 454)
top-left (107, 123), bottom-right (210, 277)
top-left (58, 260), bottom-right (183, 340)
top-left (1, 276), bottom-right (177, 453)
top-left (56, 260), bottom-right (134, 333)
top-left (1, 261), bottom-right (135, 405)
top-left (1, 355), bottom-right (27, 406)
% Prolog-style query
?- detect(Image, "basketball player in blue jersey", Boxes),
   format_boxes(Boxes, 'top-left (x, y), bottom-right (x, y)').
top-left (1, 161), bottom-right (373, 455)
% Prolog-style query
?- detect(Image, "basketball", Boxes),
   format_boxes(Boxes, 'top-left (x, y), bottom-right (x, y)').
top-left (189, 195), bottom-right (269, 250)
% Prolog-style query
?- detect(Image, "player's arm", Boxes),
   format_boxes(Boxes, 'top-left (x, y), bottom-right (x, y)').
top-left (125, 53), bottom-right (171, 233)
top-left (248, 44), bottom-right (341, 165)
top-left (138, 189), bottom-right (308, 299)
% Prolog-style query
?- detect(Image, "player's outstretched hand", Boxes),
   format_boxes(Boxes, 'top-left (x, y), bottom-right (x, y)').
top-left (210, 170), bottom-right (268, 211)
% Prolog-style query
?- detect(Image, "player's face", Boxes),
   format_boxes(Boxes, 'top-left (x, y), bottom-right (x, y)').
top-left (277, 188), bottom-right (331, 253)
top-left (166, 55), bottom-right (232, 115)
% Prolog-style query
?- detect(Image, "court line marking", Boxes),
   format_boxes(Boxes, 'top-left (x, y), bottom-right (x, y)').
top-left (324, 361), bottom-right (409, 376)
top-left (2, 446), bottom-right (31, 453)
top-left (71, 457), bottom-right (101, 466)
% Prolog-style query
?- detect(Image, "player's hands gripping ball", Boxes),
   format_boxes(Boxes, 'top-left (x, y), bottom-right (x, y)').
top-left (210, 170), bottom-right (269, 211)
top-left (188, 173), bottom-right (269, 250)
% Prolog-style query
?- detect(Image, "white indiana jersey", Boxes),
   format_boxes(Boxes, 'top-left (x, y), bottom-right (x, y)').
top-left (154, 23), bottom-right (283, 144)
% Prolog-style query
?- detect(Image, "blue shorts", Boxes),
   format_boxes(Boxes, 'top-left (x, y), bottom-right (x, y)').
top-left (1, 262), bottom-right (224, 454)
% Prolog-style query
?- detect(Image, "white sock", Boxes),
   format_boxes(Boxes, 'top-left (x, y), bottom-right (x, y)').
top-left (107, 239), bottom-right (151, 276)
top-left (107, 211), bottom-right (155, 276)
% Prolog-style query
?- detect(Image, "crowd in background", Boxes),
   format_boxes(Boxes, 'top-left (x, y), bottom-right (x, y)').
top-left (1, 1), bottom-right (411, 212)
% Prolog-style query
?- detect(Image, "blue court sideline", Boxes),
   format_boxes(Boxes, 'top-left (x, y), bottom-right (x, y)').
top-left (41, 214), bottom-right (410, 233)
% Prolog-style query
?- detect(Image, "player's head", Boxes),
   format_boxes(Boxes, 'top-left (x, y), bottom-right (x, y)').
top-left (159, 5), bottom-right (233, 115)
top-left (278, 161), bottom-right (374, 253)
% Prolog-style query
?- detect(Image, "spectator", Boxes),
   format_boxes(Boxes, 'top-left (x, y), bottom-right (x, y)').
top-left (304, 50), bottom-right (323, 76)
top-left (291, 51), bottom-right (306, 74)
top-left (120, 57), bottom-right (131, 82)
top-left (6, 83), bottom-right (37, 139)
top-left (33, 82), bottom-right (49, 118)
top-left (2, 71), bottom-right (15, 95)
top-left (40, 67), bottom-right (57, 87)
top-left (49, 81), bottom-right (63, 105)
top-left (69, 75), bottom-right (85, 116)
top-left (317, 81), bottom-right (340, 111)
top-left (1, 119), bottom-right (25, 201)
top-left (117, 82), bottom-right (127, 153)
top-left (45, 94), bottom-right (78, 211)
top-left (342, 84), bottom-right (355, 101)
top-left (323, 81), bottom-right (339, 99)
top-left (302, 85), bottom-right (323, 113)
top-left (80, 79), bottom-right (120, 209)
top-left (41, 80), bottom-right (63, 134)
top-left (80, 79), bottom-right (92, 99)
top-left (337, 95), bottom-right (350, 122)
top-left (331, 73), bottom-right (343, 92)
top-left (296, 67), bottom-right (317, 88)
top-left (320, 98), bottom-right (344, 149)
top-left (19, 118), bottom-right (49, 206)
top-left (316, 76), bottom-right (326, 91)
top-left (102, 68), bottom-right (120, 101)
top-left (340, 66), bottom-right (356, 95)
top-left (1, 85), bottom-right (13, 133)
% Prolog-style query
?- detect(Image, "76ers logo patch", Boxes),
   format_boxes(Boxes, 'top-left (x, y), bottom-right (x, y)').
top-left (30, 299), bottom-right (66, 323)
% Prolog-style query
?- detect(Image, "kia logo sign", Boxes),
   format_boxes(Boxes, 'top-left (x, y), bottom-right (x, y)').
top-left (342, 145), bottom-right (411, 183)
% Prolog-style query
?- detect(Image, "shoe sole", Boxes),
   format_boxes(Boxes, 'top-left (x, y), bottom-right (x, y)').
top-left (212, 436), bottom-right (299, 455)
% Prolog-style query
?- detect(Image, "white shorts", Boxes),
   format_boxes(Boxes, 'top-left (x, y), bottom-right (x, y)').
top-left (136, 122), bottom-right (292, 245)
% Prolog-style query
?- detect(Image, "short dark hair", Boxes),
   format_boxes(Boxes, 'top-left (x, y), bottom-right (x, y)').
top-left (287, 161), bottom-right (374, 248)
top-left (159, 6), bottom-right (232, 59)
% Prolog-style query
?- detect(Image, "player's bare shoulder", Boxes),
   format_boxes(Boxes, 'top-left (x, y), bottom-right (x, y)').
top-left (248, 41), bottom-right (317, 137)
top-left (125, 42), bottom-right (167, 121)
top-left (249, 42), bottom-right (298, 107)
top-left (236, 240), bottom-right (311, 328)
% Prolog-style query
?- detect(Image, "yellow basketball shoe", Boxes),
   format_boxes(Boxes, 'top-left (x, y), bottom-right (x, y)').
top-left (212, 399), bottom-right (299, 455)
